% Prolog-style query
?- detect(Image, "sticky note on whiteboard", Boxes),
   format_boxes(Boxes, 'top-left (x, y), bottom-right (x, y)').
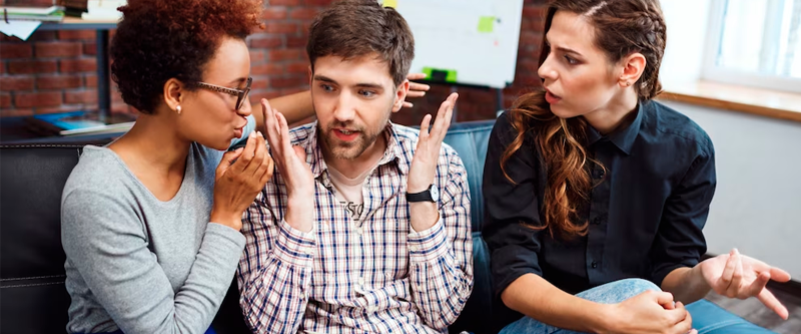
top-left (478, 16), bottom-right (496, 33)
top-left (383, 0), bottom-right (398, 8)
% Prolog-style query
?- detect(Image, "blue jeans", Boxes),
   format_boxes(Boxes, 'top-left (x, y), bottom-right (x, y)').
top-left (499, 278), bottom-right (661, 334)
top-left (498, 278), bottom-right (773, 334)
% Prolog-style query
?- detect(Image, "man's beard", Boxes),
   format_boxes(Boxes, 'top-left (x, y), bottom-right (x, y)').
top-left (320, 121), bottom-right (382, 160)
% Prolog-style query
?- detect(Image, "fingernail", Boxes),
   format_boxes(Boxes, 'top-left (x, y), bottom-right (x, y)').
top-left (257, 131), bottom-right (263, 137)
top-left (734, 248), bottom-right (739, 255)
top-left (250, 131), bottom-right (256, 138)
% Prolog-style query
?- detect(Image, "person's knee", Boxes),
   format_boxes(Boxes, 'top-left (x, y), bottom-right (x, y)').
top-left (615, 278), bottom-right (661, 294)
top-left (579, 278), bottom-right (662, 304)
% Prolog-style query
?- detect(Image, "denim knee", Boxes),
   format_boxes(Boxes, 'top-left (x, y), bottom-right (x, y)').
top-left (613, 278), bottom-right (661, 294)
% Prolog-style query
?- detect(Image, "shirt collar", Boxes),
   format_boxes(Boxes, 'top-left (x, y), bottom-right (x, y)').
top-left (587, 101), bottom-right (645, 155)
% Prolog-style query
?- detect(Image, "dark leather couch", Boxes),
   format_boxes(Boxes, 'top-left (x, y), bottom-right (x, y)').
top-left (0, 120), bottom-right (773, 334)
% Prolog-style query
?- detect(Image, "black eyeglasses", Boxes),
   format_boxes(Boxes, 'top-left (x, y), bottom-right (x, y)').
top-left (197, 77), bottom-right (252, 110)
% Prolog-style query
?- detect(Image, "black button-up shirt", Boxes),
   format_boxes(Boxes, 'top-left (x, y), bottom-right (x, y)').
top-left (484, 100), bottom-right (717, 296)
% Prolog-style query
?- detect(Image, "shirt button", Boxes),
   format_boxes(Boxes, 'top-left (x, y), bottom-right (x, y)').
top-left (591, 261), bottom-right (598, 269)
top-left (358, 277), bottom-right (365, 285)
top-left (355, 227), bottom-right (363, 235)
top-left (367, 306), bottom-right (377, 313)
top-left (410, 246), bottom-right (420, 252)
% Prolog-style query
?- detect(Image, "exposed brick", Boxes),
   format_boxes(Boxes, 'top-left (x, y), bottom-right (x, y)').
top-left (0, 43), bottom-right (33, 59)
top-left (262, 7), bottom-right (288, 20)
top-left (251, 77), bottom-right (270, 90)
top-left (270, 0), bottom-right (300, 5)
top-left (270, 76), bottom-right (308, 88)
top-left (64, 90), bottom-right (98, 104)
top-left (0, 76), bottom-right (35, 90)
top-left (268, 48), bottom-right (305, 62)
top-left (58, 30), bottom-right (96, 41)
top-left (14, 91), bottom-right (62, 108)
top-left (84, 42), bottom-right (97, 55)
top-left (7, 60), bottom-right (58, 74)
top-left (27, 31), bottom-right (57, 42)
top-left (250, 50), bottom-right (266, 63)
top-left (265, 22), bottom-right (298, 34)
top-left (35, 42), bottom-right (82, 57)
top-left (523, 6), bottom-right (548, 20)
top-left (85, 74), bottom-right (98, 88)
top-left (290, 8), bottom-right (320, 20)
top-left (252, 63), bottom-right (284, 75)
top-left (1, 108), bottom-right (34, 117)
top-left (37, 75), bottom-right (83, 89)
top-left (519, 31), bottom-right (542, 48)
top-left (0, 93), bottom-right (11, 108)
top-left (287, 36), bottom-right (308, 48)
top-left (286, 61), bottom-right (309, 74)
top-left (303, 0), bottom-right (335, 5)
top-left (60, 58), bottom-right (98, 73)
top-left (251, 36), bottom-right (283, 49)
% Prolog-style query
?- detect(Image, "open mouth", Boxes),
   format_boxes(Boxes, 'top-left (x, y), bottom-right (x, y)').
top-left (333, 128), bottom-right (360, 141)
top-left (544, 88), bottom-right (562, 104)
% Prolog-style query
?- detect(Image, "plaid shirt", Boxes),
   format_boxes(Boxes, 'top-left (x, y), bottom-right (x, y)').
top-left (237, 122), bottom-right (473, 334)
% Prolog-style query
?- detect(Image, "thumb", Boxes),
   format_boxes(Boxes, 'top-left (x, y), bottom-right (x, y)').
top-left (217, 148), bottom-right (244, 177)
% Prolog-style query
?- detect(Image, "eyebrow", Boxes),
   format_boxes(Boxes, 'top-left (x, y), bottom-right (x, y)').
top-left (545, 36), bottom-right (583, 57)
top-left (227, 77), bottom-right (248, 86)
top-left (313, 75), bottom-right (384, 89)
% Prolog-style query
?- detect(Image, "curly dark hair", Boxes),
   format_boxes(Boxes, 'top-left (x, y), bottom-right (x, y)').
top-left (110, 0), bottom-right (263, 114)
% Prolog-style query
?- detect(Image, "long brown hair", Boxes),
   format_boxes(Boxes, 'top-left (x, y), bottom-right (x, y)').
top-left (502, 0), bottom-right (667, 239)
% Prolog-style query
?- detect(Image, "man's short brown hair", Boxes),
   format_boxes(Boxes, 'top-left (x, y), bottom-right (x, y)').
top-left (306, 0), bottom-right (415, 86)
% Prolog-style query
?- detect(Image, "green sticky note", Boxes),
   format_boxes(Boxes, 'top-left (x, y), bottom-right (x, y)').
top-left (478, 16), bottom-right (495, 33)
top-left (422, 67), bottom-right (458, 83)
top-left (383, 0), bottom-right (397, 8)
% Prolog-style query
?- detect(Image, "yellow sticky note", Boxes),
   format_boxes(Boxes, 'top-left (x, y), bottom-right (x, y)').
top-left (478, 16), bottom-right (495, 33)
top-left (383, 0), bottom-right (397, 8)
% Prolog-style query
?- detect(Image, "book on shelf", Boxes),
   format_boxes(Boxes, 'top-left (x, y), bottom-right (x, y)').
top-left (0, 6), bottom-right (65, 22)
top-left (25, 111), bottom-right (135, 137)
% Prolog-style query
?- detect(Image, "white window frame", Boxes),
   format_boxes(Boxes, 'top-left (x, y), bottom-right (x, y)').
top-left (702, 0), bottom-right (801, 93)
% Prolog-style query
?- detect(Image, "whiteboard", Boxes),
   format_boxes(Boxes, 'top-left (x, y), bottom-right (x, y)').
top-left (384, 0), bottom-right (524, 88)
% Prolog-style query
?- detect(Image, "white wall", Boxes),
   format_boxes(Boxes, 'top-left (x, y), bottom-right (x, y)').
top-left (660, 101), bottom-right (801, 278)
top-left (659, 0), bottom-right (712, 85)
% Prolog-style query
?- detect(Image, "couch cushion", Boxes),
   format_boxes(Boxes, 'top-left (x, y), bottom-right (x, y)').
top-left (0, 144), bottom-right (86, 333)
top-left (442, 120), bottom-right (494, 232)
top-left (441, 121), bottom-right (497, 334)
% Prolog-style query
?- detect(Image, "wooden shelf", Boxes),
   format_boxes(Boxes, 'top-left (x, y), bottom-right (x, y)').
top-left (657, 81), bottom-right (801, 124)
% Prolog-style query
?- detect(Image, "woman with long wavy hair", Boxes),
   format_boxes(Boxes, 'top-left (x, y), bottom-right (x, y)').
top-left (483, 0), bottom-right (791, 333)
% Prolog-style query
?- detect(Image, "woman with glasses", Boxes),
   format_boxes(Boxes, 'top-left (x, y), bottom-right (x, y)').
top-left (57, 0), bottom-right (423, 333)
top-left (59, 1), bottom-right (271, 333)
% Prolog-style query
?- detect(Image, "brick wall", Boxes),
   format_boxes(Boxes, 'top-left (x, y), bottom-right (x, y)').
top-left (0, 0), bottom-right (547, 126)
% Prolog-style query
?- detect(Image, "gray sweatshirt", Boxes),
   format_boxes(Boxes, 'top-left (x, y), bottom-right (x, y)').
top-left (61, 120), bottom-right (253, 334)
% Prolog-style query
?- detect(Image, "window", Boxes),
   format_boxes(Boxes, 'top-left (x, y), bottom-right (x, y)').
top-left (703, 0), bottom-right (801, 93)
